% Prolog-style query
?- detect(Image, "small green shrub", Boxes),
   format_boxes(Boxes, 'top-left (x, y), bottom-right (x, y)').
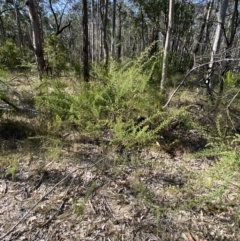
top-left (0, 40), bottom-right (21, 69)
top-left (44, 35), bottom-right (69, 75)
top-left (35, 53), bottom-right (203, 148)
top-left (5, 159), bottom-right (18, 180)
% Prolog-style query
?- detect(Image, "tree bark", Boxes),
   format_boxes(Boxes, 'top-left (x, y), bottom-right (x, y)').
top-left (206, 0), bottom-right (229, 92)
top-left (100, 0), bottom-right (109, 67)
top-left (0, 15), bottom-right (6, 41)
top-left (14, 0), bottom-right (23, 47)
top-left (91, 0), bottom-right (95, 62)
top-left (117, 2), bottom-right (122, 60)
top-left (140, 6), bottom-right (145, 51)
top-left (161, 0), bottom-right (174, 92)
top-left (82, 0), bottom-right (90, 81)
top-left (25, 0), bottom-right (45, 73)
top-left (190, 0), bottom-right (214, 68)
top-left (111, 0), bottom-right (116, 59)
top-left (218, 0), bottom-right (238, 97)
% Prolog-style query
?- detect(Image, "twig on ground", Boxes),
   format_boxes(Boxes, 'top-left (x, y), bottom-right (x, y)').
top-left (41, 175), bottom-right (76, 227)
top-left (0, 158), bottom-right (103, 240)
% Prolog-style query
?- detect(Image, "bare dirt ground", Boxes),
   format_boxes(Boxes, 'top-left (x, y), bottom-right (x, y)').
top-left (0, 127), bottom-right (240, 241)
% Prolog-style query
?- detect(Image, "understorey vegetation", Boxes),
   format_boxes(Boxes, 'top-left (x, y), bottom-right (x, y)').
top-left (1, 50), bottom-right (240, 240)
top-left (1, 0), bottom-right (240, 240)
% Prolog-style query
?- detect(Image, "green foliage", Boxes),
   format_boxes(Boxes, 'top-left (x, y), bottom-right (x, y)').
top-left (181, 131), bottom-right (240, 211)
top-left (74, 63), bottom-right (82, 77)
top-left (0, 40), bottom-right (21, 70)
top-left (35, 53), bottom-right (204, 149)
top-left (169, 52), bottom-right (191, 75)
top-left (132, 181), bottom-right (155, 203)
top-left (0, 68), bottom-right (7, 78)
top-left (224, 70), bottom-right (240, 88)
top-left (72, 199), bottom-right (86, 215)
top-left (72, 180), bottom-right (97, 216)
top-left (44, 35), bottom-right (69, 75)
top-left (110, 117), bottom-right (153, 147)
top-left (0, 78), bottom-right (13, 116)
top-left (5, 159), bottom-right (18, 180)
top-left (36, 79), bottom-right (74, 120)
top-left (35, 55), bottom-right (159, 136)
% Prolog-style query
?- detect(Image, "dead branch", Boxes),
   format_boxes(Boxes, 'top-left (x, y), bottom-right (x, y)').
top-left (163, 57), bottom-right (240, 108)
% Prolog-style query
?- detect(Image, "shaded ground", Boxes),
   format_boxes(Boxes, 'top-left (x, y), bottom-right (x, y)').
top-left (0, 129), bottom-right (239, 241)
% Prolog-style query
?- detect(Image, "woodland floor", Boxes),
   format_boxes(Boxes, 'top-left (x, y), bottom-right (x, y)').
top-left (0, 123), bottom-right (240, 241)
top-left (0, 76), bottom-right (240, 241)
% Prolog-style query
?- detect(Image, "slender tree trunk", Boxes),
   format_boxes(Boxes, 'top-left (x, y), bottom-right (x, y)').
top-left (161, 0), bottom-right (174, 92)
top-left (91, 0), bottom-right (95, 62)
top-left (100, 0), bottom-right (109, 67)
top-left (14, 0), bottom-right (23, 47)
top-left (190, 0), bottom-right (214, 69)
top-left (96, 0), bottom-right (100, 61)
top-left (111, 0), bottom-right (116, 59)
top-left (140, 6), bottom-right (145, 51)
top-left (117, 2), bottom-right (122, 60)
top-left (25, 0), bottom-right (45, 74)
top-left (206, 0), bottom-right (229, 92)
top-left (82, 0), bottom-right (90, 81)
top-left (218, 0), bottom-right (238, 96)
top-left (0, 16), bottom-right (6, 41)
top-left (150, 27), bottom-right (159, 56)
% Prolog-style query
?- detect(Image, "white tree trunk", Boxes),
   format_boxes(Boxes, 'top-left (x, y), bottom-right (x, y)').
top-left (206, 0), bottom-right (229, 90)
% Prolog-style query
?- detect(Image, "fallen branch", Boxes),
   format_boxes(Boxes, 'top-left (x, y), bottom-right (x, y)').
top-left (0, 96), bottom-right (20, 111)
top-left (41, 173), bottom-right (78, 227)
top-left (163, 67), bottom-right (196, 108)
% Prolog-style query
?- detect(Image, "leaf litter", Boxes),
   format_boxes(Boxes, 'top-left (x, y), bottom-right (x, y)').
top-left (0, 134), bottom-right (240, 241)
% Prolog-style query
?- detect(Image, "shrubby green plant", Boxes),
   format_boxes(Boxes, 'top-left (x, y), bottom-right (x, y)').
top-left (35, 53), bottom-right (202, 148)
top-left (5, 159), bottom-right (18, 180)
top-left (44, 35), bottom-right (69, 75)
top-left (180, 130), bottom-right (240, 210)
top-left (0, 40), bottom-right (21, 69)
top-left (0, 68), bottom-right (7, 78)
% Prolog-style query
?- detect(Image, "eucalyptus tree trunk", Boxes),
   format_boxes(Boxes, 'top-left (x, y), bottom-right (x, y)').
top-left (0, 16), bottom-right (6, 41)
top-left (190, 0), bottom-right (214, 68)
top-left (91, 0), bottom-right (95, 62)
top-left (206, 0), bottom-right (229, 92)
top-left (111, 0), bottom-right (116, 59)
top-left (100, 0), bottom-right (109, 67)
top-left (96, 0), bottom-right (100, 61)
top-left (14, 0), bottom-right (23, 47)
top-left (140, 6), bottom-right (145, 51)
top-left (217, 0), bottom-right (238, 96)
top-left (202, 0), bottom-right (214, 54)
top-left (25, 0), bottom-right (45, 73)
top-left (190, 0), bottom-right (214, 89)
top-left (82, 0), bottom-right (90, 81)
top-left (117, 2), bottom-right (122, 60)
top-left (161, 0), bottom-right (174, 92)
